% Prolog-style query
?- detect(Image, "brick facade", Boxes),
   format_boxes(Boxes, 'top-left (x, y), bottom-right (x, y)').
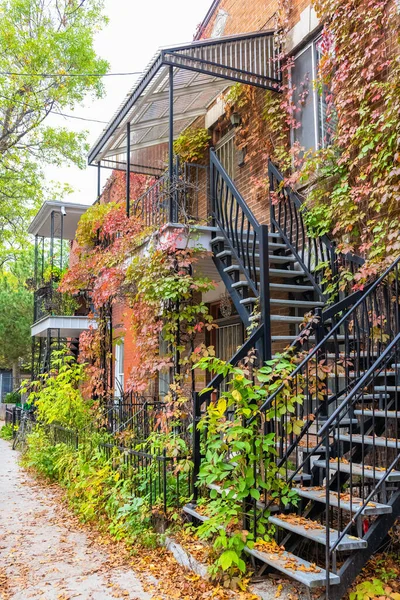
top-left (74, 0), bottom-right (327, 397)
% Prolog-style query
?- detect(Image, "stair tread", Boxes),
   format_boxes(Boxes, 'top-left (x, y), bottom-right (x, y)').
top-left (315, 459), bottom-right (400, 481)
top-left (349, 393), bottom-right (390, 400)
top-left (269, 514), bottom-right (367, 550)
top-left (294, 486), bottom-right (392, 515)
top-left (336, 433), bottom-right (400, 449)
top-left (375, 386), bottom-right (400, 392)
top-left (270, 315), bottom-right (306, 323)
top-left (245, 546), bottom-right (340, 588)
top-left (271, 335), bottom-right (357, 342)
top-left (269, 283), bottom-right (315, 292)
top-left (269, 298), bottom-right (324, 308)
top-left (223, 265), bottom-right (306, 277)
top-left (353, 409), bottom-right (400, 418)
top-left (216, 251), bottom-right (297, 264)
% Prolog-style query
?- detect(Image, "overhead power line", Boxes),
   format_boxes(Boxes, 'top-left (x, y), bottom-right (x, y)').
top-left (0, 71), bottom-right (142, 78)
top-left (54, 111), bottom-right (108, 124)
top-left (0, 93), bottom-right (109, 125)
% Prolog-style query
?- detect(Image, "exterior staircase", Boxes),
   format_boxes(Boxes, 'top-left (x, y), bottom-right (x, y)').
top-left (187, 150), bottom-right (400, 598)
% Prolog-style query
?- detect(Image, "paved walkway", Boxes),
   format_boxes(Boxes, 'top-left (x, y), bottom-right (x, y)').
top-left (0, 439), bottom-right (152, 600)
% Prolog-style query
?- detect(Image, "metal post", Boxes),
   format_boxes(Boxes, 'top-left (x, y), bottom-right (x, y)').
top-left (41, 237), bottom-right (45, 283)
top-left (315, 307), bottom-right (328, 417)
top-left (209, 148), bottom-right (215, 225)
top-left (192, 392), bottom-right (201, 503)
top-left (168, 65), bottom-right (174, 223)
top-left (259, 224), bottom-right (272, 362)
top-left (109, 304), bottom-right (113, 395)
top-left (34, 235), bottom-right (38, 289)
top-left (325, 427), bottom-right (331, 599)
top-left (50, 211), bottom-right (55, 275)
top-left (60, 210), bottom-right (64, 271)
top-left (97, 162), bottom-right (101, 199)
top-left (126, 122), bottom-right (131, 218)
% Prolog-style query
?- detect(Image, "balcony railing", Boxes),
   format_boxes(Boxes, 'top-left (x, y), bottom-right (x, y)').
top-left (132, 160), bottom-right (208, 228)
top-left (34, 286), bottom-right (90, 323)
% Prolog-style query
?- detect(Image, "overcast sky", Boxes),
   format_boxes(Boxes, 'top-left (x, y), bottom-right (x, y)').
top-left (44, 0), bottom-right (212, 205)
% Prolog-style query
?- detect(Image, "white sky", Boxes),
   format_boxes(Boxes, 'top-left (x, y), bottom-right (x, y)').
top-left (44, 0), bottom-right (212, 205)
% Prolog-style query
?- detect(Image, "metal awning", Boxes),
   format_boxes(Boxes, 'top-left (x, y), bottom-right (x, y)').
top-left (88, 31), bottom-right (281, 176)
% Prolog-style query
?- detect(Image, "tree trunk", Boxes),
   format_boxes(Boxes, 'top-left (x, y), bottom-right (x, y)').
top-left (12, 360), bottom-right (20, 390)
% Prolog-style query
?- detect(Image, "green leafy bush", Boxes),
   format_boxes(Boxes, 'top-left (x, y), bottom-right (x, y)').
top-left (4, 391), bottom-right (21, 404)
top-left (0, 423), bottom-right (14, 440)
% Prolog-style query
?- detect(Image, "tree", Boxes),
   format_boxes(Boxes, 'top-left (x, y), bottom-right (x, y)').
top-left (0, 271), bottom-right (33, 382)
top-left (0, 0), bottom-right (108, 257)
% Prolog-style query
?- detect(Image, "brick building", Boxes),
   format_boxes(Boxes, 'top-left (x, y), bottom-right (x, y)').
top-left (30, 0), bottom-right (400, 594)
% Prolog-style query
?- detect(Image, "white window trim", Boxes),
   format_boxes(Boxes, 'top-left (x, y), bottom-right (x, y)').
top-left (114, 339), bottom-right (124, 398)
top-left (290, 35), bottom-right (326, 153)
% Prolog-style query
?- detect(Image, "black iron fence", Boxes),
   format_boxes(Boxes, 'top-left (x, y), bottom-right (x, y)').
top-left (5, 405), bottom-right (21, 433)
top-left (43, 396), bottom-right (192, 514)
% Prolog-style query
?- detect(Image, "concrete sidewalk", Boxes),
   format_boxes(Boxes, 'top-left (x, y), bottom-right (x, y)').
top-left (0, 439), bottom-right (152, 600)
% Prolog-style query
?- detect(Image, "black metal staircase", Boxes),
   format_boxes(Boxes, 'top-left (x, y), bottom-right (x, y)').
top-left (187, 152), bottom-right (400, 597)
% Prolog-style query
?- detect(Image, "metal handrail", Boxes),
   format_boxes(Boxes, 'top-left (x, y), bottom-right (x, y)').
top-left (211, 149), bottom-right (260, 230)
top-left (210, 149), bottom-right (262, 297)
top-left (318, 331), bottom-right (400, 437)
top-left (254, 255), bottom-right (400, 419)
top-left (269, 160), bottom-right (364, 299)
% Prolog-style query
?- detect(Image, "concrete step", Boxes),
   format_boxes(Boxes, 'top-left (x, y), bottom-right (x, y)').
top-left (269, 514), bottom-right (367, 551)
top-left (353, 409), bottom-right (400, 418)
top-left (244, 546), bottom-right (340, 588)
top-left (294, 486), bottom-right (392, 515)
top-left (314, 460), bottom-right (400, 481)
top-left (336, 433), bottom-right (400, 449)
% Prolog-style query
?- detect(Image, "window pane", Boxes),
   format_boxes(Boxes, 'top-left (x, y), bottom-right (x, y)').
top-left (315, 38), bottom-right (337, 147)
top-left (292, 45), bottom-right (316, 152)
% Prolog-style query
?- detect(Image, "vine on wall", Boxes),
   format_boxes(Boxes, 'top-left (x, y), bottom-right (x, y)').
top-left (60, 179), bottom-right (216, 400)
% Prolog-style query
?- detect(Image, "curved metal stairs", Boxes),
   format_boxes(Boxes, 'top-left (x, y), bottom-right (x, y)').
top-left (186, 150), bottom-right (400, 598)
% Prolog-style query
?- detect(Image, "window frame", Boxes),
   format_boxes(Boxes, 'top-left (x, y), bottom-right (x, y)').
top-left (290, 33), bottom-right (330, 153)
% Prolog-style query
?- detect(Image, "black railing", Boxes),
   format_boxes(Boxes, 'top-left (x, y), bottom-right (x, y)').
top-left (99, 442), bottom-right (191, 513)
top-left (269, 161), bottom-right (364, 299)
top-left (5, 405), bottom-right (21, 433)
top-left (210, 149), bottom-right (262, 297)
top-left (34, 286), bottom-right (90, 322)
top-left (254, 254), bottom-right (400, 436)
top-left (52, 423), bottom-right (79, 449)
top-left (245, 256), bottom-right (400, 575)
top-left (318, 330), bottom-right (400, 591)
top-left (104, 396), bottom-right (164, 440)
top-left (133, 160), bottom-right (208, 228)
top-left (47, 411), bottom-right (191, 514)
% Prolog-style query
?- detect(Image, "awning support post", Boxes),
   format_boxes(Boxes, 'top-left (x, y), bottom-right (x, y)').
top-left (126, 122), bottom-right (131, 218)
top-left (97, 162), bottom-right (101, 199)
top-left (168, 65), bottom-right (174, 223)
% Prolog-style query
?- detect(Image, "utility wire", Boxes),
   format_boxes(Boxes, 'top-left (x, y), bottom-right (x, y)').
top-left (0, 71), bottom-right (141, 78)
top-left (0, 93), bottom-right (109, 125)
top-left (53, 111), bottom-right (108, 124)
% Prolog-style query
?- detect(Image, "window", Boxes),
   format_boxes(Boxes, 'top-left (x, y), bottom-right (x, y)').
top-left (216, 131), bottom-right (236, 181)
top-left (114, 340), bottom-right (124, 398)
top-left (291, 36), bottom-right (334, 152)
top-left (158, 334), bottom-right (170, 399)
